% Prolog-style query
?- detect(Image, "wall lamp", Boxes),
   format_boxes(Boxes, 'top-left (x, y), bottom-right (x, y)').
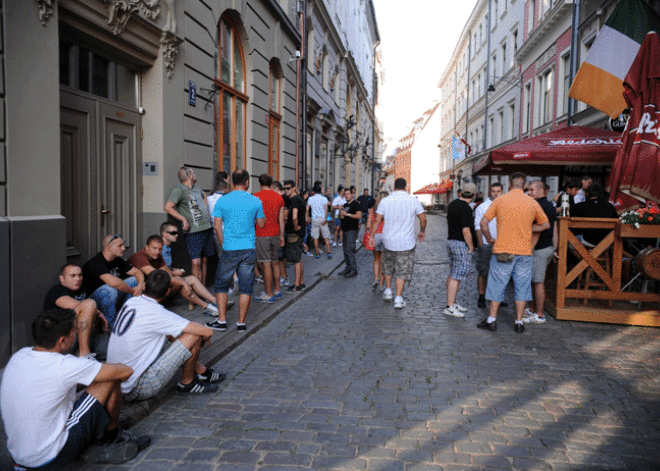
top-left (487, 74), bottom-right (523, 93)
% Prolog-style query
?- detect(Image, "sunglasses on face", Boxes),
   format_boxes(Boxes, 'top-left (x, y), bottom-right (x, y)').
top-left (166, 230), bottom-right (178, 235)
top-left (284, 187), bottom-right (292, 190)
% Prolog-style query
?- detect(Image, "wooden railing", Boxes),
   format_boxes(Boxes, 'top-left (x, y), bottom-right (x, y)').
top-left (550, 217), bottom-right (660, 326)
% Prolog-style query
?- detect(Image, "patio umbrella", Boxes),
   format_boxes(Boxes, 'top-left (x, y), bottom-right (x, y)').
top-left (607, 31), bottom-right (660, 211)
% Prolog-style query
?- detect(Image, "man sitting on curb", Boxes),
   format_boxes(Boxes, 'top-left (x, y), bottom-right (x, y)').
top-left (160, 222), bottom-right (235, 309)
top-left (83, 234), bottom-right (145, 328)
top-left (1, 309), bottom-right (150, 469)
top-left (43, 264), bottom-right (108, 359)
top-left (107, 269), bottom-right (224, 399)
top-left (129, 234), bottom-right (219, 316)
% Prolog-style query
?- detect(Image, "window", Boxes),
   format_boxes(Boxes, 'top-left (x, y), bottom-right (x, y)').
top-left (538, 69), bottom-right (553, 124)
top-left (509, 103), bottom-right (516, 140)
top-left (322, 54), bottom-right (330, 90)
top-left (307, 29), bottom-right (315, 73)
top-left (492, 53), bottom-right (498, 78)
top-left (502, 43), bottom-right (507, 73)
top-left (216, 15), bottom-right (248, 172)
top-left (513, 30), bottom-right (518, 55)
top-left (489, 116), bottom-right (494, 148)
top-left (523, 82), bottom-right (531, 132)
top-left (494, 0), bottom-right (498, 24)
top-left (498, 109), bottom-right (504, 143)
top-left (561, 53), bottom-right (571, 116)
top-left (528, 0), bottom-right (536, 32)
top-left (268, 60), bottom-right (282, 179)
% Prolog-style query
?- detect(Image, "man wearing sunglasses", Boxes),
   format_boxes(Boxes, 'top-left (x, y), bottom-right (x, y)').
top-left (82, 234), bottom-right (145, 328)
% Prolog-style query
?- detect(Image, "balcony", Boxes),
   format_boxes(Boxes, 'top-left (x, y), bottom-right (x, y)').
top-left (516, 0), bottom-right (574, 63)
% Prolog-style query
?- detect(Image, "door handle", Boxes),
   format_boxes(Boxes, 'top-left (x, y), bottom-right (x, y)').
top-left (100, 204), bottom-right (110, 227)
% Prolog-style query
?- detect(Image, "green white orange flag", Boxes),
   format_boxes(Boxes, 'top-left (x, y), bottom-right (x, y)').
top-left (568, 0), bottom-right (660, 118)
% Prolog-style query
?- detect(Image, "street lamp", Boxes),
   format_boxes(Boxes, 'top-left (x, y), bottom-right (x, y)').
top-left (487, 74), bottom-right (523, 93)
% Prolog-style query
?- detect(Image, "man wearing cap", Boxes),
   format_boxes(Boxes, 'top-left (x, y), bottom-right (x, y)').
top-left (444, 182), bottom-right (476, 317)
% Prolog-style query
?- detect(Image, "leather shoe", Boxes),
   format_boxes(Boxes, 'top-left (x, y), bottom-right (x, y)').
top-left (344, 271), bottom-right (357, 278)
top-left (514, 323), bottom-right (525, 334)
top-left (501, 302), bottom-right (509, 307)
top-left (477, 318), bottom-right (497, 331)
top-left (477, 299), bottom-right (486, 308)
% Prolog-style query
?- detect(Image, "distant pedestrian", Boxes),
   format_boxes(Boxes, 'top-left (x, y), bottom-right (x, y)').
top-left (357, 188), bottom-right (375, 225)
top-left (524, 181), bottom-right (557, 324)
top-left (284, 180), bottom-right (307, 292)
top-left (164, 166), bottom-right (214, 285)
top-left (331, 186), bottom-right (347, 246)
top-left (207, 171), bottom-right (230, 253)
top-left (444, 182), bottom-right (476, 317)
top-left (368, 178), bottom-right (426, 309)
top-left (478, 172), bottom-right (550, 333)
top-left (339, 187), bottom-right (362, 278)
top-left (273, 181), bottom-right (291, 287)
top-left (308, 183), bottom-right (333, 259)
top-left (474, 183), bottom-right (503, 308)
top-left (365, 191), bottom-right (388, 289)
top-left (207, 169), bottom-right (266, 332)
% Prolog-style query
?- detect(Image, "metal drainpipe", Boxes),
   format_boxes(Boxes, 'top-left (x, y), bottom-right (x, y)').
top-left (300, 0), bottom-right (308, 189)
top-left (466, 30), bottom-right (471, 152)
top-left (567, 0), bottom-right (581, 126)
top-left (483, 0), bottom-right (492, 152)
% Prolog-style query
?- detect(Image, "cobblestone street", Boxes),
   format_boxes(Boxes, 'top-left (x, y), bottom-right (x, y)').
top-left (66, 213), bottom-right (660, 470)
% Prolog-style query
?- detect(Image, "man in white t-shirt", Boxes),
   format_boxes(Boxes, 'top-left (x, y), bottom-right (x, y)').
top-left (107, 269), bottom-right (223, 401)
top-left (368, 178), bottom-right (426, 309)
top-left (331, 186), bottom-right (347, 247)
top-left (1, 309), bottom-right (150, 469)
top-left (308, 183), bottom-right (333, 259)
top-left (474, 183), bottom-right (503, 308)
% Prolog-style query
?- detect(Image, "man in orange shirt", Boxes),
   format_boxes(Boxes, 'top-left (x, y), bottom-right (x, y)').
top-left (478, 172), bottom-right (550, 333)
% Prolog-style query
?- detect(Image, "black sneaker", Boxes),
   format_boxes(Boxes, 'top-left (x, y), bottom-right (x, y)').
top-left (197, 367), bottom-right (226, 384)
top-left (477, 318), bottom-right (497, 331)
top-left (206, 320), bottom-right (227, 331)
top-left (237, 324), bottom-right (247, 333)
top-left (344, 271), bottom-right (357, 278)
top-left (176, 378), bottom-right (219, 394)
top-left (286, 285), bottom-right (302, 293)
top-left (477, 298), bottom-right (487, 308)
top-left (82, 442), bottom-right (138, 464)
top-left (113, 428), bottom-right (151, 452)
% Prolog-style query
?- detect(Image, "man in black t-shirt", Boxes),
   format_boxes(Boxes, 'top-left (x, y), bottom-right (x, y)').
top-left (444, 183), bottom-right (476, 317)
top-left (273, 181), bottom-right (291, 287)
top-left (43, 264), bottom-right (108, 358)
top-left (339, 188), bottom-right (362, 278)
top-left (283, 180), bottom-right (306, 291)
top-left (82, 234), bottom-right (145, 328)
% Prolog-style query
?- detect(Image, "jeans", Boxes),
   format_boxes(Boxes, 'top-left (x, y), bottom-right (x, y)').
top-left (215, 249), bottom-right (257, 295)
top-left (90, 276), bottom-right (138, 328)
top-left (343, 230), bottom-right (358, 273)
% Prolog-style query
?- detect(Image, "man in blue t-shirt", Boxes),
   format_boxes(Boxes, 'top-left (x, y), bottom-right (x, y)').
top-left (207, 169), bottom-right (266, 333)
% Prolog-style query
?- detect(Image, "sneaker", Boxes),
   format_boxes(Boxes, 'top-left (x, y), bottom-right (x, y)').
top-left (372, 280), bottom-right (379, 289)
top-left (197, 367), bottom-right (226, 383)
top-left (203, 303), bottom-right (219, 317)
top-left (344, 271), bottom-right (357, 278)
top-left (80, 352), bottom-right (97, 361)
top-left (280, 277), bottom-right (291, 287)
top-left (286, 285), bottom-right (301, 293)
top-left (523, 313), bottom-right (547, 324)
top-left (523, 308), bottom-right (535, 318)
top-left (255, 275), bottom-right (264, 283)
top-left (453, 303), bottom-right (468, 313)
top-left (112, 428), bottom-right (151, 452)
top-left (254, 292), bottom-right (275, 303)
top-left (304, 251), bottom-right (314, 257)
top-left (273, 291), bottom-right (283, 300)
top-left (176, 378), bottom-right (219, 394)
top-left (444, 305), bottom-right (466, 318)
top-left (82, 442), bottom-right (138, 464)
top-left (226, 299), bottom-right (236, 308)
top-left (227, 288), bottom-right (234, 295)
top-left (339, 242), bottom-right (343, 246)
top-left (327, 253), bottom-right (332, 259)
top-left (383, 289), bottom-right (393, 301)
top-left (394, 298), bottom-right (407, 309)
top-left (206, 320), bottom-right (227, 331)
top-left (477, 318), bottom-right (497, 331)
top-left (315, 253), bottom-right (320, 259)
top-left (378, 285), bottom-right (386, 292)
top-left (237, 324), bottom-right (247, 333)
top-left (477, 298), bottom-right (487, 308)
top-left (332, 241), bottom-right (337, 247)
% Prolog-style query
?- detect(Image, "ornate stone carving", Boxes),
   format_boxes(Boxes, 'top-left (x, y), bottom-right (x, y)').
top-left (36, 0), bottom-right (55, 26)
top-left (104, 0), bottom-right (161, 35)
top-left (160, 30), bottom-right (182, 80)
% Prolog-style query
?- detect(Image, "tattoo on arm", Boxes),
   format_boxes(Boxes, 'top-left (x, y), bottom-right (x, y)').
top-left (78, 320), bottom-right (89, 331)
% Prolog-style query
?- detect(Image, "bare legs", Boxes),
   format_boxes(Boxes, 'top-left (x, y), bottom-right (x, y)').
top-left (446, 277), bottom-right (461, 307)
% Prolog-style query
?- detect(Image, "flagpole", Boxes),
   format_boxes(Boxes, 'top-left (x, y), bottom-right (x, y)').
top-left (567, 0), bottom-right (581, 126)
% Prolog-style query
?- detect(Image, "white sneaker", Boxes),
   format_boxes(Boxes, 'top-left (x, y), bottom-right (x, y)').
top-left (80, 352), bottom-right (97, 361)
top-left (443, 305), bottom-right (466, 318)
top-left (394, 298), bottom-right (406, 309)
top-left (523, 308), bottom-right (535, 318)
top-left (332, 241), bottom-right (337, 247)
top-left (338, 242), bottom-right (343, 246)
top-left (203, 303), bottom-right (219, 317)
top-left (454, 303), bottom-right (468, 313)
top-left (383, 289), bottom-right (393, 301)
top-left (523, 313), bottom-right (547, 324)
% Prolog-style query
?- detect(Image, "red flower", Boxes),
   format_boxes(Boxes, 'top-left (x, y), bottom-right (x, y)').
top-left (649, 217), bottom-right (654, 221)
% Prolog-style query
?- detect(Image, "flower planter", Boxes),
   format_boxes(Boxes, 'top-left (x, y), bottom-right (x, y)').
top-left (618, 224), bottom-right (660, 239)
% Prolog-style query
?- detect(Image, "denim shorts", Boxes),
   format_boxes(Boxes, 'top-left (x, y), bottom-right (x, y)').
top-left (446, 239), bottom-right (471, 281)
top-left (486, 254), bottom-right (533, 302)
top-left (215, 249), bottom-right (257, 295)
top-left (185, 229), bottom-right (215, 260)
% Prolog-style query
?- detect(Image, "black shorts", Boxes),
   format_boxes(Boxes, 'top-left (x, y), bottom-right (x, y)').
top-left (285, 237), bottom-right (303, 263)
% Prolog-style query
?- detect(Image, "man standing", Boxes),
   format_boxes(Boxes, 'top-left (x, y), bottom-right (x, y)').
top-left (444, 182), bottom-right (476, 317)
top-left (308, 183), bottom-right (333, 259)
top-left (129, 235), bottom-right (219, 316)
top-left (164, 166), bottom-right (214, 285)
top-left (368, 178), bottom-right (426, 308)
top-left (473, 183), bottom-right (503, 308)
top-left (524, 181), bottom-right (558, 324)
top-left (107, 270), bottom-right (222, 398)
top-left (43, 264), bottom-right (108, 358)
top-left (159, 222), bottom-right (235, 309)
top-left (478, 172), bottom-right (550, 333)
top-left (284, 180), bottom-right (307, 292)
top-left (339, 186), bottom-right (362, 278)
top-left (1, 309), bottom-right (150, 468)
top-left (83, 234), bottom-right (145, 328)
top-left (273, 181), bottom-right (291, 287)
top-left (331, 186), bottom-right (346, 247)
top-left (208, 169), bottom-right (266, 332)
top-left (357, 188), bottom-right (375, 225)
top-left (253, 174), bottom-right (285, 303)
top-left (573, 174), bottom-right (593, 204)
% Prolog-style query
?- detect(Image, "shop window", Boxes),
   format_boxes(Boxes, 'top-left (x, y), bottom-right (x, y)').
top-left (269, 60), bottom-right (282, 179)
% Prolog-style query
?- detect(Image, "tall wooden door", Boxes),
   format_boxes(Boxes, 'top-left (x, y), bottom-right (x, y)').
top-left (60, 89), bottom-right (142, 263)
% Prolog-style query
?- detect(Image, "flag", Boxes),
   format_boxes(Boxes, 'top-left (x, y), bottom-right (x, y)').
top-left (568, 0), bottom-right (660, 118)
top-left (452, 135), bottom-right (465, 160)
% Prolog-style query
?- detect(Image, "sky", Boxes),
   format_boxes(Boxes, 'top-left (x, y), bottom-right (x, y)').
top-left (372, 0), bottom-right (478, 157)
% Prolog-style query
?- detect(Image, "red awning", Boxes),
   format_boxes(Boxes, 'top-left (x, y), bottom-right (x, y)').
top-left (473, 126), bottom-right (623, 175)
top-left (413, 180), bottom-right (453, 195)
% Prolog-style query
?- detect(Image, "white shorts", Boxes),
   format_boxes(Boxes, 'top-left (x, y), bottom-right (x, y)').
top-left (311, 218), bottom-right (331, 239)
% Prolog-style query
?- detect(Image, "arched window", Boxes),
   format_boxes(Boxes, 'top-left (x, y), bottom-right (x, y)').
top-left (215, 15), bottom-right (248, 172)
top-left (268, 60), bottom-right (282, 179)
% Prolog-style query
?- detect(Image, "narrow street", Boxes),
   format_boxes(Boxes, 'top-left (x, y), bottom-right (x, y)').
top-left (75, 213), bottom-right (660, 470)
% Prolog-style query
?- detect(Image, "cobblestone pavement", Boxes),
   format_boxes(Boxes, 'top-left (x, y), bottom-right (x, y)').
top-left (20, 214), bottom-right (660, 470)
